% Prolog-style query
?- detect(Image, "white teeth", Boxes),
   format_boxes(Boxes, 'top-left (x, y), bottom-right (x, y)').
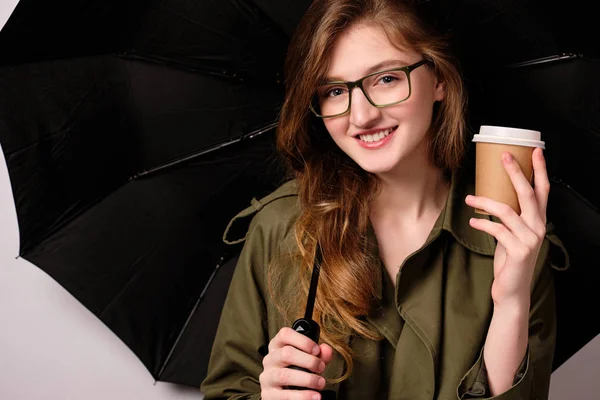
top-left (358, 128), bottom-right (392, 142)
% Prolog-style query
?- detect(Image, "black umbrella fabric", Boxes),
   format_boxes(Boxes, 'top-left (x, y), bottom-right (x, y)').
top-left (0, 0), bottom-right (306, 387)
top-left (0, 0), bottom-right (598, 389)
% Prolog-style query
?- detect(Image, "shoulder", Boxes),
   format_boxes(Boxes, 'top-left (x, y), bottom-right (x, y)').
top-left (222, 179), bottom-right (302, 307)
top-left (222, 179), bottom-right (301, 246)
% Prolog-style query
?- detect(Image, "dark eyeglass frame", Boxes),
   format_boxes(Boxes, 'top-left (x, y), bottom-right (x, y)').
top-left (310, 59), bottom-right (429, 118)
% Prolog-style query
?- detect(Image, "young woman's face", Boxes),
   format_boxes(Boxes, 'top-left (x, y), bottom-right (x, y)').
top-left (321, 24), bottom-right (445, 175)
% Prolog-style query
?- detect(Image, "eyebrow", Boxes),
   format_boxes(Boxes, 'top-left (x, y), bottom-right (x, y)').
top-left (324, 59), bottom-right (412, 82)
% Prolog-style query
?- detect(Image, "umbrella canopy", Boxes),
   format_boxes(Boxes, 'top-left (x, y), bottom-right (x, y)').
top-left (1, 0), bottom-right (598, 388)
top-left (0, 0), bottom-right (306, 386)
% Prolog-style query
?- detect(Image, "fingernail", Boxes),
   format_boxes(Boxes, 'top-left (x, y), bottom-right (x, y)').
top-left (466, 195), bottom-right (473, 201)
top-left (312, 345), bottom-right (320, 355)
top-left (503, 152), bottom-right (513, 162)
top-left (313, 395), bottom-right (321, 400)
top-left (318, 377), bottom-right (326, 388)
top-left (319, 361), bottom-right (326, 373)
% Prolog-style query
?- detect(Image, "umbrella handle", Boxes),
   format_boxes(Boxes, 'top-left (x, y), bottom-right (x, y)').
top-left (283, 317), bottom-right (321, 390)
top-left (284, 320), bottom-right (336, 399)
top-left (283, 245), bottom-right (331, 395)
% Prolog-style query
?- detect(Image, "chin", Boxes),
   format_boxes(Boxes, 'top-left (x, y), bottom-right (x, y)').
top-left (354, 158), bottom-right (401, 175)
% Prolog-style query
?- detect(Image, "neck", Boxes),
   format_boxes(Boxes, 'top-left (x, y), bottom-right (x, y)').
top-left (370, 146), bottom-right (449, 222)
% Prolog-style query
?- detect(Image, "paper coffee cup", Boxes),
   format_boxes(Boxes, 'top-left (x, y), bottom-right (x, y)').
top-left (472, 126), bottom-right (545, 215)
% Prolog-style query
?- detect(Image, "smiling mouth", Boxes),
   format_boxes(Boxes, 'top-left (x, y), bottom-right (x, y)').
top-left (356, 126), bottom-right (397, 143)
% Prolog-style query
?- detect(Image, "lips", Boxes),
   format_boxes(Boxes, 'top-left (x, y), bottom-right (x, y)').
top-left (354, 126), bottom-right (398, 149)
top-left (356, 127), bottom-right (393, 143)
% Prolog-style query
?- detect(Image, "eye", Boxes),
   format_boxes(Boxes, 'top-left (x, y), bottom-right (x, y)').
top-left (378, 75), bottom-right (400, 85)
top-left (324, 87), bottom-right (346, 98)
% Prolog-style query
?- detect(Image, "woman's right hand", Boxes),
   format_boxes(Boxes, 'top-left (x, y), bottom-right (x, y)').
top-left (260, 327), bottom-right (334, 400)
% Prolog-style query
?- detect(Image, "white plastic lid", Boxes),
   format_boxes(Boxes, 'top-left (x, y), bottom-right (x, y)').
top-left (472, 125), bottom-right (545, 149)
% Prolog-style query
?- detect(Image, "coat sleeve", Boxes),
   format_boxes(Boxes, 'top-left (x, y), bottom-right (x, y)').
top-left (200, 211), bottom-right (275, 400)
top-left (457, 228), bottom-right (570, 400)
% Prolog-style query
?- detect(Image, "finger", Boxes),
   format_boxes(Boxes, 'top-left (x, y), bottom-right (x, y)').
top-left (265, 389), bottom-right (322, 400)
top-left (319, 343), bottom-right (334, 365)
top-left (469, 218), bottom-right (528, 257)
top-left (268, 367), bottom-right (326, 391)
top-left (501, 152), bottom-right (538, 220)
top-left (465, 195), bottom-right (537, 245)
top-left (532, 147), bottom-right (550, 223)
top-left (269, 328), bottom-right (320, 356)
top-left (272, 346), bottom-right (326, 373)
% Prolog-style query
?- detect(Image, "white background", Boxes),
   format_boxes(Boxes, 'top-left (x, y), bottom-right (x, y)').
top-left (0, 1), bottom-right (598, 399)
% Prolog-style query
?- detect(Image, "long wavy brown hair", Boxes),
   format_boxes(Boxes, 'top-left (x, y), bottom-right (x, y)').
top-left (269, 0), bottom-right (467, 383)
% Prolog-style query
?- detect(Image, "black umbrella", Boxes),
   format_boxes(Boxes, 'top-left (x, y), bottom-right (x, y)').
top-left (0, 0), bottom-right (308, 387)
top-left (0, 0), bottom-right (597, 389)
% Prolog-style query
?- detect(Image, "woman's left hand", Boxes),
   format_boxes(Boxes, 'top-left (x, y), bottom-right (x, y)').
top-left (465, 147), bottom-right (549, 307)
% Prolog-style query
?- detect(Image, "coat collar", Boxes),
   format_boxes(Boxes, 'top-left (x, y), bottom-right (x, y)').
top-left (368, 170), bottom-right (496, 300)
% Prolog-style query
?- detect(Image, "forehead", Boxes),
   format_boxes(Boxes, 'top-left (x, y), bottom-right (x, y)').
top-left (326, 24), bottom-right (418, 81)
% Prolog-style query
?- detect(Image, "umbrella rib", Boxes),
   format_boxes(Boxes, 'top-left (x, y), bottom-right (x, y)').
top-left (550, 176), bottom-right (599, 212)
top-left (129, 121), bottom-right (278, 180)
top-left (505, 53), bottom-right (582, 68)
top-left (118, 53), bottom-right (282, 85)
top-left (118, 53), bottom-right (241, 81)
top-left (156, 255), bottom-right (227, 379)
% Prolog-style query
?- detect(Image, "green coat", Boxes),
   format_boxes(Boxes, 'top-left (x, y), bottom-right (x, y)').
top-left (200, 173), bottom-right (569, 400)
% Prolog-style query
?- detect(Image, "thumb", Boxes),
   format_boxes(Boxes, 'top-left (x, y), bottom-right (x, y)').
top-left (319, 343), bottom-right (334, 365)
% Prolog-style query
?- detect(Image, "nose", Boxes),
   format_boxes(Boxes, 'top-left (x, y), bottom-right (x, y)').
top-left (348, 87), bottom-right (381, 128)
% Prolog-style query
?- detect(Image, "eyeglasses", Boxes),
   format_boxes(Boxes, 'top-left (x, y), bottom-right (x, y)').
top-left (310, 60), bottom-right (429, 118)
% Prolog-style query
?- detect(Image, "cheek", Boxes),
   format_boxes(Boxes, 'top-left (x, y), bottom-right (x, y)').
top-left (402, 90), bottom-right (436, 121)
top-left (323, 119), bottom-right (347, 138)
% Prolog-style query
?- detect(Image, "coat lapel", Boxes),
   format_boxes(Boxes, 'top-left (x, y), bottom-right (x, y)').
top-left (326, 171), bottom-right (500, 399)
top-left (388, 211), bottom-right (446, 400)
top-left (372, 172), bottom-right (497, 400)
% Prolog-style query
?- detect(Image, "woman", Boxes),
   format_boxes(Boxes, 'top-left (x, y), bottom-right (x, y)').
top-left (201, 0), bottom-right (568, 399)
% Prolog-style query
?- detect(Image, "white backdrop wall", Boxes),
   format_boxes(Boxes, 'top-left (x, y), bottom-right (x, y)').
top-left (0, 0), bottom-right (20, 33)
